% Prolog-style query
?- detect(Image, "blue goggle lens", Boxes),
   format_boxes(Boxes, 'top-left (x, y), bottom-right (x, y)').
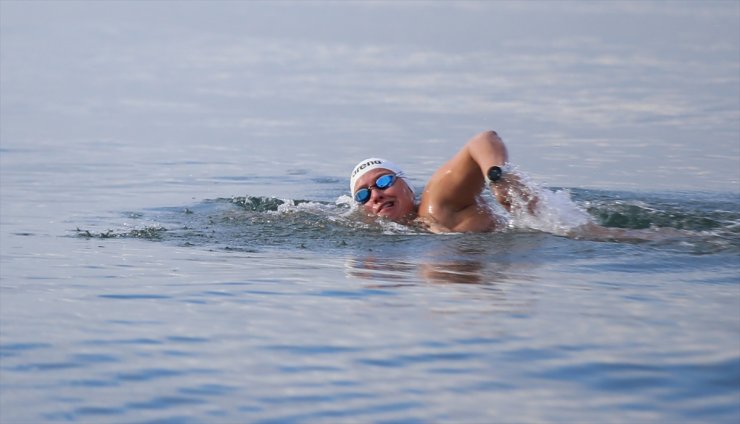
top-left (354, 190), bottom-right (371, 204)
top-left (354, 174), bottom-right (396, 204)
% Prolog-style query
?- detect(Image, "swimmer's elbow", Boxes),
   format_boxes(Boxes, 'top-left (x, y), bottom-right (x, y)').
top-left (465, 130), bottom-right (508, 163)
top-left (481, 129), bottom-right (499, 138)
top-left (470, 130), bottom-right (505, 147)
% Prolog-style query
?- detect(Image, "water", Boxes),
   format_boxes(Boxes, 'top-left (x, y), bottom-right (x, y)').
top-left (2, 1), bottom-right (739, 423)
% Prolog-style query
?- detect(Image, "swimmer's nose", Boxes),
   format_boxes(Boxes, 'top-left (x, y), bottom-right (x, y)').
top-left (369, 188), bottom-right (385, 204)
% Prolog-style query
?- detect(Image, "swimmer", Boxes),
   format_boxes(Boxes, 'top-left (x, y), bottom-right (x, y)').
top-left (350, 130), bottom-right (538, 233)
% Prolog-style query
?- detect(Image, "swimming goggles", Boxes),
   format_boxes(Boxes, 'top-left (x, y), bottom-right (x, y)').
top-left (354, 174), bottom-right (397, 204)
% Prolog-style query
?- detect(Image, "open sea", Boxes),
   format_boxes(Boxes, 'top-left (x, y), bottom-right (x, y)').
top-left (1, 1), bottom-right (739, 423)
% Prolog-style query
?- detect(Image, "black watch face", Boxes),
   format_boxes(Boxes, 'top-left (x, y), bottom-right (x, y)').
top-left (488, 166), bottom-right (502, 182)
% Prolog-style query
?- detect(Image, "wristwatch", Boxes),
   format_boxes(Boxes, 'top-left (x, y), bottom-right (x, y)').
top-left (486, 165), bottom-right (503, 184)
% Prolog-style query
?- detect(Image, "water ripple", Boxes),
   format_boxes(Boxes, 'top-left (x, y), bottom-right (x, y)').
top-left (0, 342), bottom-right (53, 358)
top-left (263, 344), bottom-right (363, 355)
top-left (114, 368), bottom-right (187, 382)
top-left (533, 356), bottom-right (740, 397)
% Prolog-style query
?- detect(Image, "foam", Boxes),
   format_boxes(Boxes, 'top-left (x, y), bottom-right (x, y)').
top-left (493, 166), bottom-right (592, 236)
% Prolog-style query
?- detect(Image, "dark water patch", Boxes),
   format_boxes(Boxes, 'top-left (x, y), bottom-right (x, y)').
top-left (214, 281), bottom-right (256, 286)
top-left (73, 405), bottom-right (126, 416)
top-left (220, 246), bottom-right (261, 252)
top-left (252, 400), bottom-right (424, 424)
top-left (533, 356), bottom-right (740, 398)
top-left (135, 416), bottom-right (202, 424)
top-left (181, 299), bottom-right (209, 305)
top-left (287, 168), bottom-right (309, 176)
top-left (458, 379), bottom-right (517, 392)
top-left (574, 189), bottom-right (739, 231)
top-left (263, 344), bottom-right (362, 356)
top-left (155, 159), bottom-right (213, 166)
top-left (212, 174), bottom-right (307, 184)
top-left (0, 146), bottom-right (34, 154)
top-left (67, 378), bottom-right (120, 388)
top-left (43, 406), bottom-right (124, 422)
top-left (127, 395), bottom-right (206, 410)
top-left (8, 361), bottom-right (81, 372)
top-left (659, 357), bottom-right (740, 396)
top-left (501, 347), bottom-right (567, 361)
top-left (25, 275), bottom-right (62, 280)
top-left (81, 337), bottom-right (164, 346)
top-left (99, 293), bottom-right (171, 300)
top-left (590, 202), bottom-right (729, 231)
top-left (106, 319), bottom-right (162, 325)
top-left (454, 337), bottom-right (504, 346)
top-left (0, 342), bottom-right (53, 359)
top-left (70, 353), bottom-right (120, 365)
top-left (74, 226), bottom-right (167, 240)
top-left (212, 175), bottom-right (253, 182)
top-left (312, 288), bottom-right (398, 298)
top-left (258, 395), bottom-right (334, 405)
top-left (555, 343), bottom-right (603, 352)
top-left (682, 404), bottom-right (740, 422)
top-left (278, 364), bottom-right (344, 374)
top-left (312, 176), bottom-right (342, 184)
top-left (329, 379), bottom-right (363, 388)
top-left (241, 289), bottom-right (291, 296)
top-left (161, 350), bottom-right (197, 358)
top-left (355, 357), bottom-right (402, 368)
top-left (257, 392), bottom-right (369, 405)
top-left (232, 195), bottom-right (289, 212)
top-left (427, 366), bottom-right (478, 375)
top-left (178, 383), bottom-right (238, 396)
top-left (201, 290), bottom-right (236, 297)
top-left (400, 351), bottom-right (478, 363)
top-left (356, 350), bottom-right (477, 369)
top-left (114, 368), bottom-right (187, 382)
top-left (166, 335), bottom-right (209, 344)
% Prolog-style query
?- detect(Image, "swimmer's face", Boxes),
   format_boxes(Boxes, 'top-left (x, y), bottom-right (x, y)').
top-left (353, 168), bottom-right (415, 222)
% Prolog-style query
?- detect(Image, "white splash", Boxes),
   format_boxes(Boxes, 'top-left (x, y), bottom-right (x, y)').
top-left (497, 167), bottom-right (592, 236)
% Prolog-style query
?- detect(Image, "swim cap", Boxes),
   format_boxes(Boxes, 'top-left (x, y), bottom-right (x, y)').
top-left (349, 157), bottom-right (413, 195)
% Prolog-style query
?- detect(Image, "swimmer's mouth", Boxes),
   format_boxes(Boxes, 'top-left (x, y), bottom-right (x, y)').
top-left (377, 201), bottom-right (394, 214)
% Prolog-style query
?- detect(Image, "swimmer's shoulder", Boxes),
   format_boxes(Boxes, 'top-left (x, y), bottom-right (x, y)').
top-left (418, 194), bottom-right (501, 233)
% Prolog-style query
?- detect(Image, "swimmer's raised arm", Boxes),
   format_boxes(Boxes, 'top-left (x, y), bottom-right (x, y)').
top-left (419, 131), bottom-right (538, 231)
top-left (455, 131), bottom-right (540, 213)
top-left (458, 130), bottom-right (541, 214)
top-left (423, 131), bottom-right (507, 202)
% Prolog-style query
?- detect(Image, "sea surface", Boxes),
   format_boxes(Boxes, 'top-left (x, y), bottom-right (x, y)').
top-left (1, 2), bottom-right (739, 423)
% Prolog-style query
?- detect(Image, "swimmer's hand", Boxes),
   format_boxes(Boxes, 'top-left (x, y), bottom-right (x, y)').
top-left (489, 169), bottom-right (539, 215)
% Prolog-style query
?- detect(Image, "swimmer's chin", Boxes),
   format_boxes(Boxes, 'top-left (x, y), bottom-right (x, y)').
top-left (363, 208), bottom-right (414, 225)
top-left (381, 211), bottom-right (418, 226)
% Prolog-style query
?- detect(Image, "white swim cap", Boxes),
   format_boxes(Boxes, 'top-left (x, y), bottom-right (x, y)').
top-left (349, 157), bottom-right (412, 194)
